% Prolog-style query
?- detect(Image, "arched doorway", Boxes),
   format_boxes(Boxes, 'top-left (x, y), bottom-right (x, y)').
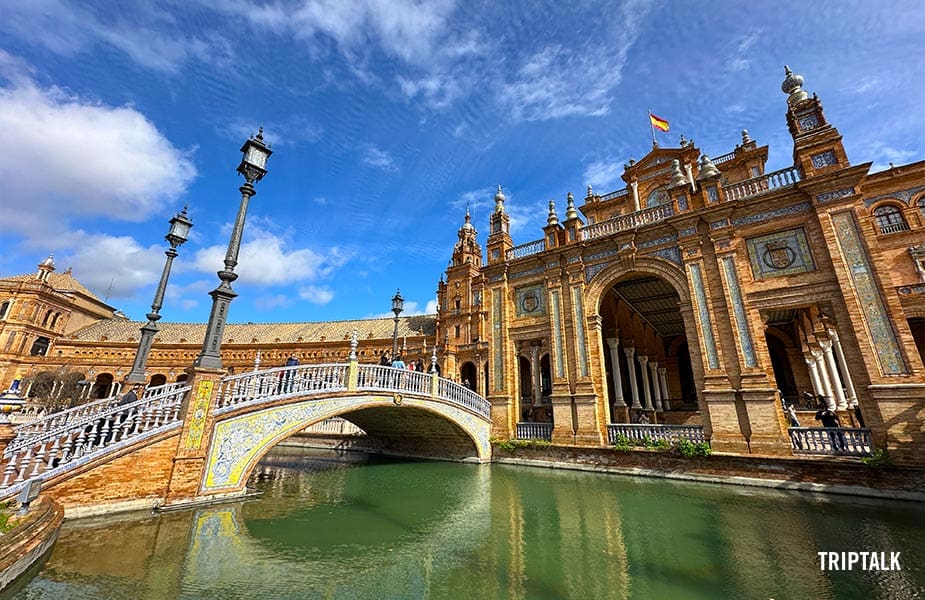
top-left (150, 373), bottom-right (167, 387)
top-left (517, 356), bottom-right (532, 420)
top-left (597, 272), bottom-right (695, 423)
top-left (176, 373), bottom-right (189, 383)
top-left (459, 362), bottom-right (476, 391)
top-left (92, 373), bottom-right (114, 399)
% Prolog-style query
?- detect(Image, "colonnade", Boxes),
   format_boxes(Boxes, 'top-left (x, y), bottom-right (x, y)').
top-left (801, 328), bottom-right (857, 410)
top-left (605, 336), bottom-right (669, 417)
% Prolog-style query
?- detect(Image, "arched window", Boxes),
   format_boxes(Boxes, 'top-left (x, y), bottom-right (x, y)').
top-left (0, 300), bottom-right (9, 320)
top-left (917, 196), bottom-right (925, 218)
top-left (30, 336), bottom-right (50, 356)
top-left (41, 310), bottom-right (53, 327)
top-left (873, 205), bottom-right (909, 234)
top-left (645, 186), bottom-right (669, 208)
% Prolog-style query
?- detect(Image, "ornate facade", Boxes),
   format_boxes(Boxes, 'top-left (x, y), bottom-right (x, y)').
top-left (1, 68), bottom-right (924, 462)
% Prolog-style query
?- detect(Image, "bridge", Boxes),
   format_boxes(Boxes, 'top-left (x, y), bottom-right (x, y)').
top-left (0, 361), bottom-right (492, 514)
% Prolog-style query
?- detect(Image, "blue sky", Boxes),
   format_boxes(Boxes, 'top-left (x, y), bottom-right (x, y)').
top-left (1, 1), bottom-right (923, 325)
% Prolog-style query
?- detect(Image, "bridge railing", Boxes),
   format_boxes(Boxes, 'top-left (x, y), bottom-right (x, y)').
top-left (1, 383), bottom-right (190, 495)
top-left (355, 365), bottom-right (432, 397)
top-left (436, 377), bottom-right (491, 418)
top-left (216, 364), bottom-right (349, 411)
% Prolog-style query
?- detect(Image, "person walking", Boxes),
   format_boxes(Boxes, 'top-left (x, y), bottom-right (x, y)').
top-left (284, 354), bottom-right (299, 392)
top-left (815, 403), bottom-right (845, 451)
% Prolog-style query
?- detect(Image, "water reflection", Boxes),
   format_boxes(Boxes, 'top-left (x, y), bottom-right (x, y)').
top-left (8, 450), bottom-right (925, 600)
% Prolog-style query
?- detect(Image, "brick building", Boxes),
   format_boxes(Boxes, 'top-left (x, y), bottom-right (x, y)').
top-left (1, 67), bottom-right (923, 462)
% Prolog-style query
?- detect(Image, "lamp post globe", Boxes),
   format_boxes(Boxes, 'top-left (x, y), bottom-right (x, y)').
top-left (126, 206), bottom-right (193, 384)
top-left (195, 129), bottom-right (272, 370)
top-left (391, 289), bottom-right (404, 358)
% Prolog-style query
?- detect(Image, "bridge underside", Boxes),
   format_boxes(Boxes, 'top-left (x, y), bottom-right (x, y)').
top-left (338, 406), bottom-right (483, 460)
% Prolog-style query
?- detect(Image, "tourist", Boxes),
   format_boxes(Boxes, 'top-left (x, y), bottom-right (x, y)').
top-left (415, 358), bottom-right (425, 373)
top-left (785, 403), bottom-right (800, 427)
top-left (635, 410), bottom-right (650, 425)
top-left (815, 403), bottom-right (845, 451)
top-left (379, 351), bottom-right (391, 366)
top-left (391, 354), bottom-right (405, 369)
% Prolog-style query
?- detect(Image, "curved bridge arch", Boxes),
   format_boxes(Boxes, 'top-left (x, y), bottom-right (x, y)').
top-left (204, 392), bottom-right (491, 494)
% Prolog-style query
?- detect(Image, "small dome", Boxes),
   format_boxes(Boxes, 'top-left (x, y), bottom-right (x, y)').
top-left (39, 252), bottom-right (55, 268)
top-left (494, 184), bottom-right (505, 203)
top-left (781, 65), bottom-right (808, 105)
top-left (461, 207), bottom-right (475, 231)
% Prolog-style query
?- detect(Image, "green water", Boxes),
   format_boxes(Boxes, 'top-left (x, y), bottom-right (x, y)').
top-left (7, 447), bottom-right (924, 600)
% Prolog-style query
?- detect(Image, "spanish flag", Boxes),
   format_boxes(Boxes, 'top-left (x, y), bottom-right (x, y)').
top-left (649, 112), bottom-right (670, 132)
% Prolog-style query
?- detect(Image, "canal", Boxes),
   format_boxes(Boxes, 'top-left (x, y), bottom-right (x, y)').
top-left (6, 446), bottom-right (924, 599)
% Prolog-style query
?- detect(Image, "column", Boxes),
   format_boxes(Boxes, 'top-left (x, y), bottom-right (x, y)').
top-left (658, 368), bottom-right (669, 408)
top-left (623, 346), bottom-right (641, 409)
top-left (804, 356), bottom-right (823, 398)
top-left (812, 349), bottom-right (836, 410)
top-left (828, 328), bottom-right (857, 407)
top-left (649, 361), bottom-right (662, 411)
top-left (606, 338), bottom-right (625, 407)
top-left (637, 354), bottom-right (652, 411)
top-left (820, 340), bottom-right (847, 410)
top-left (630, 181), bottom-right (640, 212)
top-left (530, 343), bottom-right (541, 406)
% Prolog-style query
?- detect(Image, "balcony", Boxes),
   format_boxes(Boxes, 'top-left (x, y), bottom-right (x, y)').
top-left (723, 166), bottom-right (800, 202)
top-left (581, 203), bottom-right (674, 241)
top-left (788, 427), bottom-right (873, 457)
top-left (515, 422), bottom-right (553, 440)
top-left (879, 221), bottom-right (910, 235)
top-left (506, 238), bottom-right (545, 261)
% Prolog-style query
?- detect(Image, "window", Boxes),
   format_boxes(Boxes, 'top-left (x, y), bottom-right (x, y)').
top-left (750, 166), bottom-right (761, 178)
top-left (873, 205), bottom-right (909, 234)
top-left (917, 197), bottom-right (925, 218)
top-left (0, 300), bottom-right (9, 320)
top-left (30, 336), bottom-right (50, 356)
top-left (706, 186), bottom-right (719, 203)
top-left (454, 325), bottom-right (460, 339)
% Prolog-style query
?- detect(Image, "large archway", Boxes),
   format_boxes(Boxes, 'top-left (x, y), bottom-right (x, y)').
top-left (590, 264), bottom-right (703, 426)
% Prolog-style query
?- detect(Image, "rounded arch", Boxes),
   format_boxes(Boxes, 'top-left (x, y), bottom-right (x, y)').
top-left (870, 201), bottom-right (909, 234)
top-left (585, 256), bottom-right (691, 314)
top-left (202, 394), bottom-right (491, 495)
top-left (459, 361), bottom-right (477, 390)
top-left (150, 373), bottom-right (168, 387)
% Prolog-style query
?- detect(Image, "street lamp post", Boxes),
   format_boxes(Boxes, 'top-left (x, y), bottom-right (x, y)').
top-left (391, 289), bottom-right (404, 358)
top-left (126, 207), bottom-right (193, 383)
top-left (195, 128), bottom-right (272, 370)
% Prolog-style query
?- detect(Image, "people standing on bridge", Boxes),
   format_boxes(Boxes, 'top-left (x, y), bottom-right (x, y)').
top-left (102, 383), bottom-right (143, 445)
top-left (391, 354), bottom-right (405, 387)
top-left (284, 355), bottom-right (299, 392)
top-left (415, 358), bottom-right (425, 373)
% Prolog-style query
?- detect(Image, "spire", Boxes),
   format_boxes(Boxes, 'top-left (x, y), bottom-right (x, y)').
top-left (781, 65), bottom-right (808, 106)
top-left (741, 129), bottom-right (752, 145)
top-left (565, 192), bottom-right (578, 220)
top-left (547, 200), bottom-right (559, 225)
top-left (460, 205), bottom-right (475, 232)
top-left (36, 252), bottom-right (56, 281)
top-left (494, 185), bottom-right (506, 213)
top-left (669, 159), bottom-right (688, 188)
top-left (586, 184), bottom-right (593, 198)
top-left (696, 154), bottom-right (721, 181)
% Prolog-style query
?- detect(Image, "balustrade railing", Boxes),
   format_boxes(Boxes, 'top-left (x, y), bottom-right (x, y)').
top-left (436, 376), bottom-right (492, 418)
top-left (302, 418), bottom-right (365, 436)
top-left (788, 427), bottom-right (872, 456)
top-left (581, 203), bottom-right (674, 241)
top-left (723, 166), bottom-right (800, 202)
top-left (216, 364), bottom-right (349, 411)
top-left (600, 188), bottom-right (628, 201)
top-left (711, 151), bottom-right (736, 164)
top-left (1, 383), bottom-right (189, 496)
top-left (607, 423), bottom-right (706, 444)
top-left (506, 239), bottom-right (545, 261)
top-left (879, 222), bottom-right (910, 235)
top-left (515, 422), bottom-right (553, 441)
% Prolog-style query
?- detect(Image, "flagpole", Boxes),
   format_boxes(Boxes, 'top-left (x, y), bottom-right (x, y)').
top-left (648, 109), bottom-right (656, 147)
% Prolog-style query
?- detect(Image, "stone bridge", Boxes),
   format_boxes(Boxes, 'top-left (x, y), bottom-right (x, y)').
top-left (0, 361), bottom-right (491, 514)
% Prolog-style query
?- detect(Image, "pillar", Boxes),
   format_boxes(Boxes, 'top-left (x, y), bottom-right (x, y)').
top-left (827, 329), bottom-right (857, 407)
top-left (649, 361), bottom-right (662, 411)
top-left (657, 367), bottom-right (669, 408)
top-left (623, 346), bottom-right (641, 409)
top-left (630, 181), bottom-right (640, 212)
top-left (820, 340), bottom-right (847, 410)
top-left (530, 343), bottom-right (541, 407)
top-left (637, 354), bottom-right (652, 411)
top-left (606, 338), bottom-right (625, 408)
top-left (805, 355), bottom-right (823, 399)
top-left (812, 349), bottom-right (836, 410)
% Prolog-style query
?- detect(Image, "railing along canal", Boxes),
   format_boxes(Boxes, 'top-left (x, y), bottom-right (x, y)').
top-left (516, 422), bottom-right (553, 441)
top-left (607, 424), bottom-right (706, 444)
top-left (788, 427), bottom-right (872, 457)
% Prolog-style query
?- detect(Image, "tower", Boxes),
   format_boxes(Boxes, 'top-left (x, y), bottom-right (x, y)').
top-left (782, 66), bottom-right (850, 177)
top-left (486, 185), bottom-right (513, 264)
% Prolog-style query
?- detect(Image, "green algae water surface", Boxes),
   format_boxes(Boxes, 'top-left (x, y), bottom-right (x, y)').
top-left (7, 446), bottom-right (924, 600)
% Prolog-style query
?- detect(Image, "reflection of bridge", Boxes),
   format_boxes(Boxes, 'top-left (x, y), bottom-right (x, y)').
top-left (0, 362), bottom-right (491, 512)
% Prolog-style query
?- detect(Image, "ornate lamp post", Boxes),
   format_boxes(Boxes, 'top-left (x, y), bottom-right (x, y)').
top-left (391, 289), bottom-right (404, 357)
top-left (195, 129), bottom-right (272, 370)
top-left (126, 207), bottom-right (193, 383)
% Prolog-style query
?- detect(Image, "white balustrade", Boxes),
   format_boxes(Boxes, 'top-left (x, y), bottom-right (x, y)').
top-left (580, 204), bottom-right (674, 241)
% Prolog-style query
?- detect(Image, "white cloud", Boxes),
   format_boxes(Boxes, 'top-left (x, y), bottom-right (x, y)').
top-left (1, 1), bottom-right (229, 73)
top-left (254, 294), bottom-right (294, 311)
top-left (298, 286), bottom-right (335, 305)
top-left (191, 227), bottom-right (349, 287)
top-left (55, 232), bottom-right (166, 300)
top-left (583, 161), bottom-right (622, 191)
top-left (0, 75), bottom-right (196, 239)
top-left (361, 145), bottom-right (397, 171)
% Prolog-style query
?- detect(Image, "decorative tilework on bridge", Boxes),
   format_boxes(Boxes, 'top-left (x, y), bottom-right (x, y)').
top-left (203, 396), bottom-right (490, 492)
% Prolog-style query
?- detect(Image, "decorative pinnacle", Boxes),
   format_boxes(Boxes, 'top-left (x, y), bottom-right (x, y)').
top-left (255, 126), bottom-right (264, 141)
top-left (741, 129), bottom-right (752, 144)
top-left (586, 184), bottom-right (593, 198)
top-left (349, 330), bottom-right (358, 361)
top-left (547, 200), bottom-right (559, 226)
top-left (494, 184), bottom-right (506, 213)
top-left (565, 192), bottom-right (578, 220)
top-left (781, 65), bottom-right (808, 105)
top-left (696, 154), bottom-right (721, 181)
top-left (669, 159), bottom-right (688, 188)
